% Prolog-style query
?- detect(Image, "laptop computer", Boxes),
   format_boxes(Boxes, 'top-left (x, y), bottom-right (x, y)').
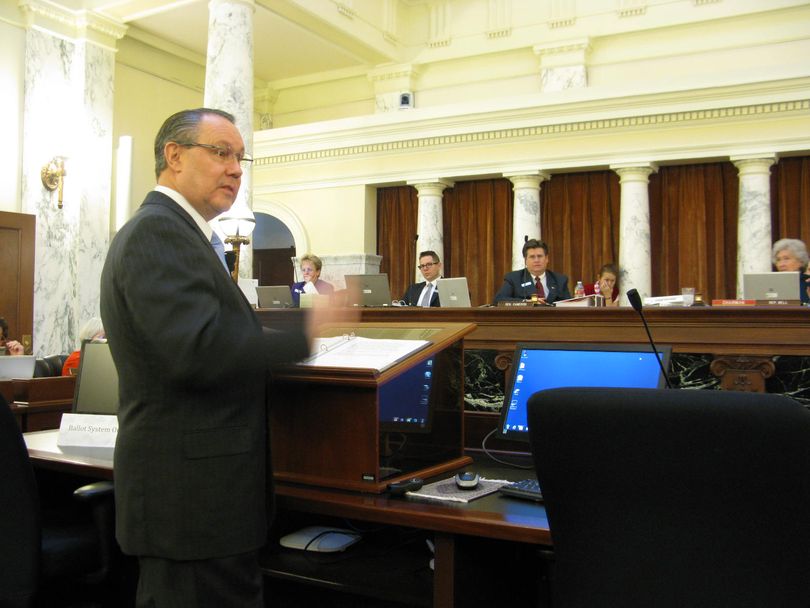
top-left (436, 277), bottom-right (471, 308)
top-left (72, 341), bottom-right (119, 415)
top-left (256, 285), bottom-right (294, 308)
top-left (743, 272), bottom-right (801, 301)
top-left (344, 274), bottom-right (392, 307)
top-left (0, 355), bottom-right (36, 379)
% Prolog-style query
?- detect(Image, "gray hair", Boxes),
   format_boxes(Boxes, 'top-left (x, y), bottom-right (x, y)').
top-left (153, 108), bottom-right (236, 179)
top-left (772, 238), bottom-right (809, 266)
top-left (78, 317), bottom-right (105, 343)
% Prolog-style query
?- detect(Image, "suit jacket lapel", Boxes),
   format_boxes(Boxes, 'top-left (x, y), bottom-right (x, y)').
top-left (143, 192), bottom-right (254, 312)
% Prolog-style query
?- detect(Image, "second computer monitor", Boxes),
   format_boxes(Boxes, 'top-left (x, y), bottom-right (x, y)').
top-left (345, 274), bottom-right (392, 307)
top-left (498, 342), bottom-right (671, 442)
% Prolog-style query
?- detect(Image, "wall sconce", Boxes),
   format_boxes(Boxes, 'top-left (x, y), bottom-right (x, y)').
top-left (41, 157), bottom-right (67, 209)
top-left (218, 213), bottom-right (256, 282)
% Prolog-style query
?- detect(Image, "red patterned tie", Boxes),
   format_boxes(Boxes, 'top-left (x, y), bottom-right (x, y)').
top-left (535, 277), bottom-right (545, 298)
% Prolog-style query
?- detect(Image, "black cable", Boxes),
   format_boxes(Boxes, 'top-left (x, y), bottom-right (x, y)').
top-left (479, 427), bottom-right (534, 469)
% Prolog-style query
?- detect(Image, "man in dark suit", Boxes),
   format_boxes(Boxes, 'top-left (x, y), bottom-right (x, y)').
top-left (402, 250), bottom-right (442, 306)
top-left (101, 108), bottom-right (323, 607)
top-left (494, 238), bottom-right (571, 304)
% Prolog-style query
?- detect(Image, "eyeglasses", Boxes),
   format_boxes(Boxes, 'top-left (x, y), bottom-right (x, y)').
top-left (417, 262), bottom-right (437, 270)
top-left (179, 142), bottom-right (253, 166)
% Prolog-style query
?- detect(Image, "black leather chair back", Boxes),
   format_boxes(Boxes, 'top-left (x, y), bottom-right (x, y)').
top-left (0, 394), bottom-right (40, 607)
top-left (33, 354), bottom-right (69, 377)
top-left (528, 387), bottom-right (810, 608)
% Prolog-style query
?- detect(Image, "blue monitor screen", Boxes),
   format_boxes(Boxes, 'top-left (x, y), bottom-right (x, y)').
top-left (379, 357), bottom-right (434, 432)
top-left (498, 343), bottom-right (671, 441)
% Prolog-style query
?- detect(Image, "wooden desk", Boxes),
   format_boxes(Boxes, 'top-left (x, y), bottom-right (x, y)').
top-left (24, 429), bottom-right (549, 607)
top-left (24, 429), bottom-right (114, 480)
top-left (2, 376), bottom-right (75, 431)
top-left (257, 305), bottom-right (810, 356)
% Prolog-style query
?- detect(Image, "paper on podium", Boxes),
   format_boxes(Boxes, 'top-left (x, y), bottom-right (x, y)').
top-left (300, 335), bottom-right (430, 372)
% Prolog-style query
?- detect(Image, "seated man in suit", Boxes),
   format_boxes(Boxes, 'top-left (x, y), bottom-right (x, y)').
top-left (494, 238), bottom-right (571, 304)
top-left (402, 250), bottom-right (442, 307)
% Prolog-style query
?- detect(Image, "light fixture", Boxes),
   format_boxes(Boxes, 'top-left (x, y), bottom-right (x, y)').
top-left (218, 211), bottom-right (256, 282)
top-left (41, 157), bottom-right (67, 208)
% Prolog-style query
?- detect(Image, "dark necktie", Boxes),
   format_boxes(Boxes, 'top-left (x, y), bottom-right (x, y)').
top-left (535, 276), bottom-right (545, 298)
top-left (210, 233), bottom-right (229, 272)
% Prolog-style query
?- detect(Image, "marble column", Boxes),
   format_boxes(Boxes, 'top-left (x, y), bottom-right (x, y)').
top-left (612, 164), bottom-right (656, 305)
top-left (19, 3), bottom-right (125, 355)
top-left (204, 0), bottom-right (255, 278)
top-left (732, 155), bottom-right (776, 298)
top-left (505, 172), bottom-right (549, 270)
top-left (408, 180), bottom-right (453, 282)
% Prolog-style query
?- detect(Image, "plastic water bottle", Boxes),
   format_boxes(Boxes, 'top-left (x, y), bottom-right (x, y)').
top-left (574, 281), bottom-right (585, 298)
top-left (594, 280), bottom-right (603, 306)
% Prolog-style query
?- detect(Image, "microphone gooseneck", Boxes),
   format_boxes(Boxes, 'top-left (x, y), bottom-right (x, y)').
top-left (626, 289), bottom-right (673, 389)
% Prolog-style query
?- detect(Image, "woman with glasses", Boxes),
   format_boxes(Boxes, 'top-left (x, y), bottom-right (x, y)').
top-left (291, 253), bottom-right (334, 307)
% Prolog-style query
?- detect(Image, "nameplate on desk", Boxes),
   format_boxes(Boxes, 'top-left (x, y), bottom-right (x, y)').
top-left (57, 413), bottom-right (118, 448)
top-left (497, 301), bottom-right (536, 307)
top-left (755, 299), bottom-right (801, 306)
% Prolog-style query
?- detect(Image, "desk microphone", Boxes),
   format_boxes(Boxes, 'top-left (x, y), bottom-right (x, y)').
top-left (627, 288), bottom-right (673, 389)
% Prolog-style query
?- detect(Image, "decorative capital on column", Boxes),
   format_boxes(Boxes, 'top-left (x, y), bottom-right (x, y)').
top-left (532, 38), bottom-right (591, 67)
top-left (407, 179), bottom-right (454, 198)
top-left (504, 171), bottom-right (550, 190)
top-left (611, 163), bottom-right (658, 183)
top-left (209, 0), bottom-right (256, 11)
top-left (19, 0), bottom-right (128, 49)
top-left (731, 154), bottom-right (777, 177)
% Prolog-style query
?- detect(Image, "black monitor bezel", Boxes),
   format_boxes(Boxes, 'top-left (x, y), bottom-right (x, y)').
top-left (497, 342), bottom-right (672, 442)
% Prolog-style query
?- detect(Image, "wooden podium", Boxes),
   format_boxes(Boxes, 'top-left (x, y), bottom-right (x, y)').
top-left (269, 322), bottom-right (475, 493)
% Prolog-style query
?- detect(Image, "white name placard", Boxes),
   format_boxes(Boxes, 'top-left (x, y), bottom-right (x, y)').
top-left (57, 413), bottom-right (118, 448)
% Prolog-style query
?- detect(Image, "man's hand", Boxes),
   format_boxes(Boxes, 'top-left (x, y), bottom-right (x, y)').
top-left (304, 301), bottom-right (360, 347)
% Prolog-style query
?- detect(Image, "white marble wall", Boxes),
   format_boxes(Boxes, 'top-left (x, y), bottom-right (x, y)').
top-left (292, 254), bottom-right (383, 289)
top-left (613, 164), bottom-right (656, 305)
top-left (21, 29), bottom-right (114, 356)
top-left (540, 65), bottom-right (587, 92)
top-left (410, 180), bottom-right (453, 282)
top-left (506, 172), bottom-right (548, 270)
top-left (205, 0), bottom-right (256, 278)
top-left (732, 156), bottom-right (775, 298)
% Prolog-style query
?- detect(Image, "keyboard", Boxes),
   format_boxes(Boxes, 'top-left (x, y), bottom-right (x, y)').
top-left (498, 478), bottom-right (543, 502)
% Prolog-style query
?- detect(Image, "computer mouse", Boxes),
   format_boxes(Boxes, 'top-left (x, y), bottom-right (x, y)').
top-left (455, 471), bottom-right (480, 489)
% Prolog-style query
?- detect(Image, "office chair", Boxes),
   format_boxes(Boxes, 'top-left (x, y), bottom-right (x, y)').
top-left (527, 387), bottom-right (810, 608)
top-left (0, 394), bottom-right (117, 607)
top-left (33, 354), bottom-right (69, 378)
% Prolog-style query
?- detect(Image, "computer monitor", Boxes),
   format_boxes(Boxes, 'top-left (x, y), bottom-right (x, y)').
top-left (0, 355), bottom-right (35, 379)
top-left (345, 274), bottom-right (392, 307)
top-left (256, 285), bottom-right (294, 308)
top-left (72, 341), bottom-right (119, 415)
top-left (743, 272), bottom-right (801, 301)
top-left (497, 342), bottom-right (671, 442)
top-left (436, 277), bottom-right (471, 308)
top-left (378, 356), bottom-right (434, 433)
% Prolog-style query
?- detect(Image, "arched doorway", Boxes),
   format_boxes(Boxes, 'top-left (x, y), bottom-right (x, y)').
top-left (252, 212), bottom-right (296, 286)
